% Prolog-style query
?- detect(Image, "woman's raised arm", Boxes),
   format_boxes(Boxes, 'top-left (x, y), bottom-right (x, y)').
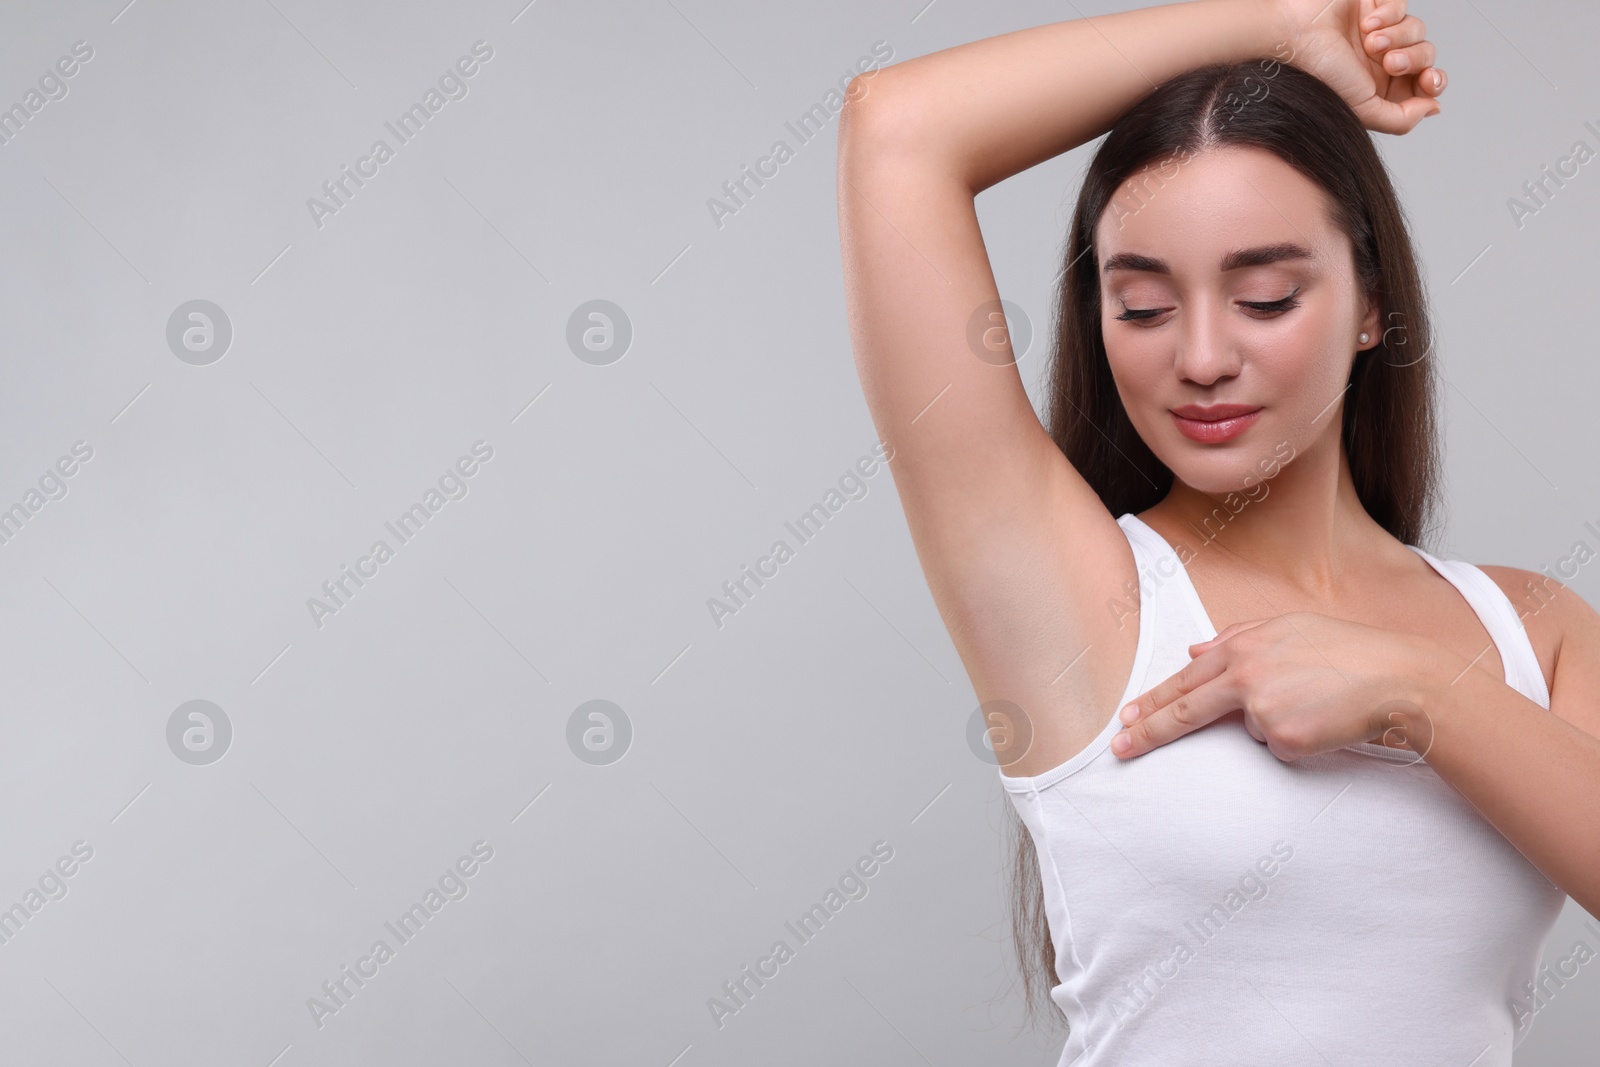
top-left (834, 1), bottom-right (1294, 740)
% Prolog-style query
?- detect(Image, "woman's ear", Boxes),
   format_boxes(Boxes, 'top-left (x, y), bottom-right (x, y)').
top-left (1358, 292), bottom-right (1383, 350)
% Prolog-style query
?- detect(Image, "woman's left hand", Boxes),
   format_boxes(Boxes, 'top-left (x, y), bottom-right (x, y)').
top-left (1110, 612), bottom-right (1449, 761)
top-left (1272, 0), bottom-right (1446, 135)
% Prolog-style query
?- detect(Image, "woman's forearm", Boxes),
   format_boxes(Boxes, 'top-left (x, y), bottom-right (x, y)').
top-left (849, 0), bottom-right (1291, 192)
top-left (1406, 649), bottom-right (1600, 920)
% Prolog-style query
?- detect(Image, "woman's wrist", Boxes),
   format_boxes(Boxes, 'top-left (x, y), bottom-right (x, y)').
top-left (1363, 633), bottom-right (1466, 751)
top-left (1175, 0), bottom-right (1304, 74)
top-left (1253, 0), bottom-right (1302, 61)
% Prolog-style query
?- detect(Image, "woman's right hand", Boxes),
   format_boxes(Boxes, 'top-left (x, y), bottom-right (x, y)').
top-left (1271, 0), bottom-right (1446, 134)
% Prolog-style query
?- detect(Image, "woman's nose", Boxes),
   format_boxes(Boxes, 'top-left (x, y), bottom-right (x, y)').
top-left (1173, 302), bottom-right (1242, 384)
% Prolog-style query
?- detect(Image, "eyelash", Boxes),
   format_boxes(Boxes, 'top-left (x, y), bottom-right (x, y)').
top-left (1114, 288), bottom-right (1303, 325)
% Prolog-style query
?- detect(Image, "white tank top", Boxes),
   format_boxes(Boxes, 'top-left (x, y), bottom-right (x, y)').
top-left (1000, 512), bottom-right (1565, 1065)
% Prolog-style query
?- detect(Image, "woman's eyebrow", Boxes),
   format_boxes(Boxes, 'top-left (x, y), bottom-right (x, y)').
top-left (1101, 242), bottom-right (1318, 276)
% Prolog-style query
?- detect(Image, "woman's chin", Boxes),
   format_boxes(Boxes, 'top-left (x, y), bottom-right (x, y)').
top-left (1163, 460), bottom-right (1276, 499)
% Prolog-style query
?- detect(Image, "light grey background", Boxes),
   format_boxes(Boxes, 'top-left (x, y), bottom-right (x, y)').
top-left (0, 0), bottom-right (1595, 1064)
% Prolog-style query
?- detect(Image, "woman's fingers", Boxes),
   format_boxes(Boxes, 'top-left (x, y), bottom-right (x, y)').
top-left (1362, 0), bottom-right (1408, 34)
top-left (1367, 15), bottom-right (1433, 74)
top-left (1365, 8), bottom-right (1424, 47)
top-left (1362, 9), bottom-right (1444, 127)
top-left (1362, 91), bottom-right (1440, 133)
top-left (1189, 619), bottom-right (1268, 656)
top-left (1113, 675), bottom-right (1231, 758)
top-left (1113, 655), bottom-right (1233, 758)
top-left (1381, 41), bottom-right (1435, 75)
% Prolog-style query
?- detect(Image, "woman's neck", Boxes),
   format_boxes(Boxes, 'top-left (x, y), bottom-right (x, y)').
top-left (1141, 439), bottom-right (1388, 598)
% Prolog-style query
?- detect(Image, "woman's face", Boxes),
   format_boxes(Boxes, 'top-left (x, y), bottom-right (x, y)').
top-left (1094, 145), bottom-right (1378, 496)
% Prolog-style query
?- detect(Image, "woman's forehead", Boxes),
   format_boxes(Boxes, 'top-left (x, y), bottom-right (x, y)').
top-left (1100, 144), bottom-right (1337, 238)
top-left (1098, 145), bottom-right (1340, 255)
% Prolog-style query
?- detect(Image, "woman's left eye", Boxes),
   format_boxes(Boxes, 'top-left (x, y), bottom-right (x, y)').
top-left (1241, 288), bottom-right (1302, 316)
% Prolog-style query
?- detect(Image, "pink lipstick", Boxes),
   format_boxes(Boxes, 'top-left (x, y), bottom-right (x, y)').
top-left (1170, 403), bottom-right (1262, 443)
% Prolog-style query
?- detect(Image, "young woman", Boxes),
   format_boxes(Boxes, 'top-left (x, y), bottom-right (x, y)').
top-left (837, 0), bottom-right (1600, 1060)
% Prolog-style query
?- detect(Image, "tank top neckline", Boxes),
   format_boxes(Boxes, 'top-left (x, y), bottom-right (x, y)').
top-left (998, 511), bottom-right (1548, 791)
top-left (1118, 511), bottom-right (1463, 762)
top-left (1120, 511), bottom-right (1512, 690)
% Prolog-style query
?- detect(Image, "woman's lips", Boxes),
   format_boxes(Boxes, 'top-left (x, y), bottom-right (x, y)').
top-left (1170, 407), bottom-right (1262, 443)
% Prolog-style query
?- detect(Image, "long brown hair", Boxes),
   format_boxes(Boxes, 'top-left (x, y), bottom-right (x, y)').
top-left (1008, 57), bottom-right (1442, 1030)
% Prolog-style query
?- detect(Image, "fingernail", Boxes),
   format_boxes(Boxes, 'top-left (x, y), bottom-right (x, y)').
top-left (1390, 53), bottom-right (1409, 71)
top-left (1364, 15), bottom-right (1381, 29)
top-left (1112, 733), bottom-right (1132, 753)
top-left (1433, 70), bottom-right (1444, 89)
top-left (1371, 34), bottom-right (1389, 50)
top-left (1119, 703), bottom-right (1138, 724)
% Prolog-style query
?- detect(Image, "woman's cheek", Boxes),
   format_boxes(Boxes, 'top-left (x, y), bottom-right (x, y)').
top-left (1106, 352), bottom-right (1163, 429)
top-left (1259, 329), bottom-right (1352, 439)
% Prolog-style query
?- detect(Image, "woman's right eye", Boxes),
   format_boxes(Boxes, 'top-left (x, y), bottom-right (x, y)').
top-left (1114, 306), bottom-right (1164, 324)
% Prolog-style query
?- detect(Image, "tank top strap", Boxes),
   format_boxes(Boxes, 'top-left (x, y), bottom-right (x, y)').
top-left (1406, 546), bottom-right (1551, 710)
top-left (1116, 513), bottom-right (1217, 644)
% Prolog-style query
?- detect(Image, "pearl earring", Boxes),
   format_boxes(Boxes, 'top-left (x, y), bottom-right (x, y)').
top-left (1359, 332), bottom-right (1370, 344)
